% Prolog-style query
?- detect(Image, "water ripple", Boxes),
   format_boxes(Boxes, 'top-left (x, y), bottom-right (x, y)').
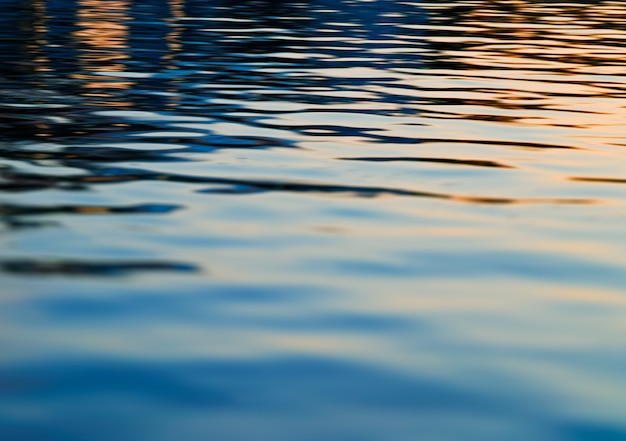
top-left (2, 0), bottom-right (626, 440)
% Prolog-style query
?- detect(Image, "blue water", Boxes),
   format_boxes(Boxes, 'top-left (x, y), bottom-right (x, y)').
top-left (1, 0), bottom-right (626, 440)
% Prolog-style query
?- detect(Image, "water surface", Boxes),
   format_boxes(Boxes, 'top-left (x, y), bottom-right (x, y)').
top-left (1, 1), bottom-right (626, 440)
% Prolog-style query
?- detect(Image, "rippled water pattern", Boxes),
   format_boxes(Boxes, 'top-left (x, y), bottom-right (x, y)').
top-left (1, 0), bottom-right (626, 440)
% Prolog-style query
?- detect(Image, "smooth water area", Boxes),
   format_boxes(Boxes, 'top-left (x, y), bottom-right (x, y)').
top-left (1, 0), bottom-right (626, 440)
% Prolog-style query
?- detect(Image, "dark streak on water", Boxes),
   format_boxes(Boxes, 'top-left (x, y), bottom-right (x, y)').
top-left (1, 0), bottom-right (626, 440)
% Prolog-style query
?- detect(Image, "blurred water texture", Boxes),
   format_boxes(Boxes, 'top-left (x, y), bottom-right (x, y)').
top-left (1, 0), bottom-right (626, 440)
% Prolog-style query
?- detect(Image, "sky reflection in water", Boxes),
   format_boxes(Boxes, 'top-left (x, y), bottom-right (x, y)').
top-left (1, 0), bottom-right (626, 440)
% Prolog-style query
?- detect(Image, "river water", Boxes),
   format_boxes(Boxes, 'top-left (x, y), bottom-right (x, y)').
top-left (1, 0), bottom-right (626, 440)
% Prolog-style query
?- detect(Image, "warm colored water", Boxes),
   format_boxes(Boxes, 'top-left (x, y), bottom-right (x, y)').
top-left (1, 0), bottom-right (626, 440)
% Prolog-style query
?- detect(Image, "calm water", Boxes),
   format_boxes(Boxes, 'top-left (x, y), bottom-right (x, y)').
top-left (1, 0), bottom-right (626, 440)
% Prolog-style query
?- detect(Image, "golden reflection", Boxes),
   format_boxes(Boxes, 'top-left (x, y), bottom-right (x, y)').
top-left (23, 0), bottom-right (53, 139)
top-left (74, 0), bottom-right (130, 69)
top-left (166, 0), bottom-right (184, 58)
top-left (19, 0), bottom-right (185, 110)
top-left (72, 0), bottom-right (132, 105)
top-left (28, 0), bottom-right (51, 75)
top-left (165, 0), bottom-right (184, 108)
top-left (428, 0), bottom-right (626, 72)
top-left (68, 0), bottom-right (184, 107)
top-left (418, 0), bottom-right (626, 149)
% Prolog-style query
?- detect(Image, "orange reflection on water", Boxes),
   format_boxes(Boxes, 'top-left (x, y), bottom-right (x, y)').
top-left (74, 0), bottom-right (130, 63)
top-left (26, 0), bottom-right (52, 74)
top-left (417, 0), bottom-right (626, 151)
top-left (71, 0), bottom-right (132, 105)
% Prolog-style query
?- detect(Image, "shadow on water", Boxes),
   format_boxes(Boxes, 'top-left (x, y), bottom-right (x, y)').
top-left (0, 258), bottom-right (198, 276)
